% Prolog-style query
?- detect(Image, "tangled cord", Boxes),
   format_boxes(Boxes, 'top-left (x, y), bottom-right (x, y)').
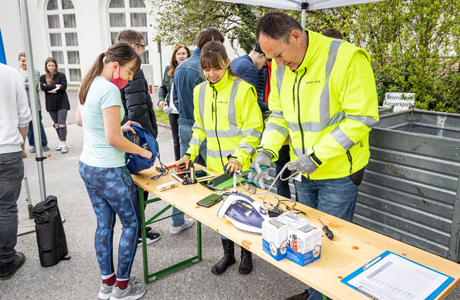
top-left (235, 162), bottom-right (305, 215)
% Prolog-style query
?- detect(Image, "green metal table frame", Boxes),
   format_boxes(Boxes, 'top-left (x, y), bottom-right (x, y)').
top-left (138, 186), bottom-right (328, 298)
top-left (138, 187), bottom-right (202, 284)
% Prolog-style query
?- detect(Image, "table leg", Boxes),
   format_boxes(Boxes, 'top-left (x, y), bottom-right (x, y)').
top-left (137, 187), bottom-right (202, 284)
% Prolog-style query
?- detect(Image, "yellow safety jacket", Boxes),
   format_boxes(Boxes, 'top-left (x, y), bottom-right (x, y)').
top-left (261, 30), bottom-right (379, 180)
top-left (187, 70), bottom-right (263, 172)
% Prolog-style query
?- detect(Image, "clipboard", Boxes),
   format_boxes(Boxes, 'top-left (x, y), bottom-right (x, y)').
top-left (341, 251), bottom-right (454, 300)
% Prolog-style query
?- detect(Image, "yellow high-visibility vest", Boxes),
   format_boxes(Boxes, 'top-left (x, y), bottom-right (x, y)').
top-left (187, 70), bottom-right (263, 172)
top-left (261, 30), bottom-right (379, 180)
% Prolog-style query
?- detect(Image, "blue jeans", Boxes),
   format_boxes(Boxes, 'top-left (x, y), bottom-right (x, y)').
top-left (294, 175), bottom-right (358, 300)
top-left (27, 110), bottom-right (48, 147)
top-left (0, 152), bottom-right (23, 264)
top-left (172, 124), bottom-right (207, 227)
top-left (78, 161), bottom-right (140, 279)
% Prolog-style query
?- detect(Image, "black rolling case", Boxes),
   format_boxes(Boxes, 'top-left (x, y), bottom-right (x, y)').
top-left (32, 195), bottom-right (70, 267)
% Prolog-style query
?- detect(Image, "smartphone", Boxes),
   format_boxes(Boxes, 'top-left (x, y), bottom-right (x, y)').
top-left (197, 194), bottom-right (223, 208)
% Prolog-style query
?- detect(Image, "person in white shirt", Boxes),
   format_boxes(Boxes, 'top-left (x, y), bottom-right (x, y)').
top-left (0, 63), bottom-right (31, 280)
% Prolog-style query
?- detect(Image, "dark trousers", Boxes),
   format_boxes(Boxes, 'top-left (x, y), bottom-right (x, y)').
top-left (27, 110), bottom-right (48, 147)
top-left (168, 113), bottom-right (180, 161)
top-left (0, 152), bottom-right (23, 264)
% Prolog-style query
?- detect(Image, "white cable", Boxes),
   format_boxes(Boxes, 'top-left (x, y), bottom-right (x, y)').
top-left (235, 162), bottom-right (299, 210)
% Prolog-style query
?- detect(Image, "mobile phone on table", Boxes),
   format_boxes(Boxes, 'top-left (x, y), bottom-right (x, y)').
top-left (197, 194), bottom-right (223, 208)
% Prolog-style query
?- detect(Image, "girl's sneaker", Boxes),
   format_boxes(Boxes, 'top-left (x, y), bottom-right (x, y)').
top-left (55, 143), bottom-right (63, 151)
top-left (99, 276), bottom-right (137, 300)
top-left (110, 282), bottom-right (146, 300)
top-left (61, 145), bottom-right (68, 154)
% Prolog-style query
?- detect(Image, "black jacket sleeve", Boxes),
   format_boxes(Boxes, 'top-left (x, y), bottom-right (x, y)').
top-left (56, 72), bottom-right (67, 93)
top-left (158, 66), bottom-right (171, 104)
top-left (39, 74), bottom-right (56, 92)
top-left (122, 70), bottom-right (158, 138)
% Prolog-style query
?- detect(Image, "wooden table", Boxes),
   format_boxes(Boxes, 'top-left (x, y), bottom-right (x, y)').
top-left (132, 165), bottom-right (460, 300)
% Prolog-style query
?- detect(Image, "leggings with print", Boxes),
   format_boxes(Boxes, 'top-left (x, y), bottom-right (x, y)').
top-left (78, 161), bottom-right (140, 279)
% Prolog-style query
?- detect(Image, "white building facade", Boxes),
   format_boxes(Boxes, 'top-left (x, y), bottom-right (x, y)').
top-left (1, 0), bottom-right (245, 86)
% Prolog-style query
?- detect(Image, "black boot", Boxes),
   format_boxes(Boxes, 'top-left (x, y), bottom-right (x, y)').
top-left (212, 239), bottom-right (236, 275)
top-left (0, 252), bottom-right (26, 280)
top-left (239, 247), bottom-right (253, 275)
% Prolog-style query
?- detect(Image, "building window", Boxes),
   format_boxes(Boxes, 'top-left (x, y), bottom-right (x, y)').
top-left (46, 0), bottom-right (81, 83)
top-left (107, 0), bottom-right (149, 64)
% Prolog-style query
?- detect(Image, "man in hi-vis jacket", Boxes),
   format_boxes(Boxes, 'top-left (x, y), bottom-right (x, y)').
top-left (249, 11), bottom-right (379, 300)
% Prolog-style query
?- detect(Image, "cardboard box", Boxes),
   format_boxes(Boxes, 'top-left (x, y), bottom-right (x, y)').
top-left (279, 212), bottom-right (309, 227)
top-left (286, 224), bottom-right (322, 266)
top-left (262, 218), bottom-right (291, 261)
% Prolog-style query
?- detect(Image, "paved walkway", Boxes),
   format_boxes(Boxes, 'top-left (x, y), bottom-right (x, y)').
top-left (1, 90), bottom-right (459, 300)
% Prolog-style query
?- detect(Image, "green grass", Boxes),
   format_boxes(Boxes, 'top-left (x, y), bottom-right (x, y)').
top-left (155, 109), bottom-right (170, 125)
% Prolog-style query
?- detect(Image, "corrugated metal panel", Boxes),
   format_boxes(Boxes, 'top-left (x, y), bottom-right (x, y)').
top-left (355, 110), bottom-right (460, 262)
top-left (264, 109), bottom-right (460, 261)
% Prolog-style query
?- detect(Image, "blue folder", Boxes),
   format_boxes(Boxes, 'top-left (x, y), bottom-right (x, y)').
top-left (341, 250), bottom-right (454, 300)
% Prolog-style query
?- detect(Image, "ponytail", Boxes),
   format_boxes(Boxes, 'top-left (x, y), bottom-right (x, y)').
top-left (79, 53), bottom-right (105, 104)
top-left (78, 42), bottom-right (141, 104)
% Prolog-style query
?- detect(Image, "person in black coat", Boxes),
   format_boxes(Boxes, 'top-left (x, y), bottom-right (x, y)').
top-left (40, 57), bottom-right (70, 154)
top-left (118, 31), bottom-right (158, 140)
top-left (117, 29), bottom-right (160, 247)
top-left (158, 45), bottom-right (190, 160)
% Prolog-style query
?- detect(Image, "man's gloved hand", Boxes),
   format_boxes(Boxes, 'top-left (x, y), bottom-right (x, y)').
top-left (248, 151), bottom-right (272, 190)
top-left (224, 159), bottom-right (242, 178)
top-left (288, 154), bottom-right (319, 175)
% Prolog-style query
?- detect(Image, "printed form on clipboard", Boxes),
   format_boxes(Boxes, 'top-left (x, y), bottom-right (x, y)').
top-left (341, 251), bottom-right (454, 300)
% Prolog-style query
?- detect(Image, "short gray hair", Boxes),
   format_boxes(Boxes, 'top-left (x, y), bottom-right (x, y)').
top-left (256, 11), bottom-right (303, 44)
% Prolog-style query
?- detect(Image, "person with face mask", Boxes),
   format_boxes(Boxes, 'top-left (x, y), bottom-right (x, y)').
top-left (40, 57), bottom-right (70, 153)
top-left (176, 41), bottom-right (263, 276)
top-left (158, 45), bottom-right (191, 161)
top-left (76, 42), bottom-right (150, 300)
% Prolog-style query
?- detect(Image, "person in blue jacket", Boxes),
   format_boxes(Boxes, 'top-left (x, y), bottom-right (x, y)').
top-left (230, 43), bottom-right (268, 112)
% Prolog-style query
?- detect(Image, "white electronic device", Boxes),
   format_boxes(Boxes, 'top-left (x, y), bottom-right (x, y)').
top-left (156, 181), bottom-right (179, 192)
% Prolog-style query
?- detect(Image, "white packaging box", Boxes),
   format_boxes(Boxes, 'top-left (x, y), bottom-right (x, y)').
top-left (287, 224), bottom-right (321, 254)
top-left (279, 212), bottom-right (309, 227)
top-left (262, 217), bottom-right (291, 260)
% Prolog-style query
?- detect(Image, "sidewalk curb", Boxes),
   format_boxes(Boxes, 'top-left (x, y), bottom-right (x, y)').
top-left (157, 122), bottom-right (171, 129)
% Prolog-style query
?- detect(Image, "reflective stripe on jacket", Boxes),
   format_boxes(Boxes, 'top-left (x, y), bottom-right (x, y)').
top-left (186, 70), bottom-right (263, 172)
top-left (261, 30), bottom-right (379, 180)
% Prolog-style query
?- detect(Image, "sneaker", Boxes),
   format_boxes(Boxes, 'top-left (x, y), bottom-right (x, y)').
top-left (61, 145), bottom-right (68, 154)
top-left (42, 145), bottom-right (49, 152)
top-left (0, 252), bottom-right (26, 280)
top-left (55, 143), bottom-right (63, 151)
top-left (171, 219), bottom-right (195, 235)
top-left (137, 232), bottom-right (160, 247)
top-left (29, 146), bottom-right (36, 153)
top-left (110, 281), bottom-right (146, 300)
top-left (145, 226), bottom-right (152, 233)
top-left (99, 276), bottom-right (137, 300)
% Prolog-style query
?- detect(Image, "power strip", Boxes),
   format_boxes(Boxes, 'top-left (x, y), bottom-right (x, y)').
top-left (156, 181), bottom-right (179, 192)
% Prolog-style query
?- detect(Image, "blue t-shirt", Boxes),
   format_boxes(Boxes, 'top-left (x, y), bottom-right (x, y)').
top-left (79, 76), bottom-right (125, 168)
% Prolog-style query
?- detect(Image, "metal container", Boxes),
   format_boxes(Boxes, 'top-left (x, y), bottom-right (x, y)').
top-left (355, 110), bottom-right (460, 261)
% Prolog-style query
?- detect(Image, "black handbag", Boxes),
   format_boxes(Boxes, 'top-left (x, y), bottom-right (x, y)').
top-left (32, 195), bottom-right (70, 267)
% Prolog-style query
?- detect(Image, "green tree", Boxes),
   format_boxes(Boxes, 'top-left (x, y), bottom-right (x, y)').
top-left (150, 0), bottom-right (266, 53)
top-left (152, 0), bottom-right (460, 112)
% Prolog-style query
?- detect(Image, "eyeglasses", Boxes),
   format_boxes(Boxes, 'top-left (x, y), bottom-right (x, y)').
top-left (135, 44), bottom-right (146, 50)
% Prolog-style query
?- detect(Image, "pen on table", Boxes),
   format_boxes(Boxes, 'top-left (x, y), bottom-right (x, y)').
top-left (363, 256), bottom-right (382, 270)
top-left (358, 286), bottom-right (383, 300)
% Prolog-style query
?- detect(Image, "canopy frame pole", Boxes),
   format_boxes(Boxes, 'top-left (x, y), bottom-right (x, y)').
top-left (301, 2), bottom-right (309, 28)
top-left (18, 0), bottom-right (47, 202)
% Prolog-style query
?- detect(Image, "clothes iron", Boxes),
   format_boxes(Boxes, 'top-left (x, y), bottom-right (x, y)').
top-left (217, 193), bottom-right (270, 235)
